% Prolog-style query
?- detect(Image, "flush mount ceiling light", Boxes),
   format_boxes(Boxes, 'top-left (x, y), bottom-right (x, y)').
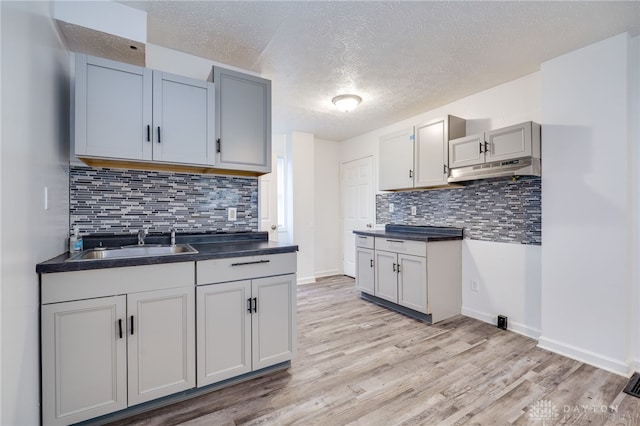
top-left (332, 94), bottom-right (362, 112)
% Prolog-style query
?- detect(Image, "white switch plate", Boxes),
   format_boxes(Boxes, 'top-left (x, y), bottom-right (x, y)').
top-left (411, 206), bottom-right (417, 215)
top-left (228, 207), bottom-right (237, 221)
top-left (471, 280), bottom-right (479, 292)
top-left (389, 203), bottom-right (394, 213)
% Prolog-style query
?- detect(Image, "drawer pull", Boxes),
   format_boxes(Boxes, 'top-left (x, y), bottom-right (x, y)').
top-left (247, 298), bottom-right (252, 313)
top-left (231, 260), bottom-right (271, 267)
top-left (252, 297), bottom-right (258, 313)
top-left (130, 315), bottom-right (134, 335)
top-left (357, 236), bottom-right (367, 239)
top-left (386, 239), bottom-right (405, 243)
top-left (118, 319), bottom-right (123, 339)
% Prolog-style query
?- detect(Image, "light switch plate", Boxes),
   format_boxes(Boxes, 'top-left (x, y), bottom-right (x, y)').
top-left (228, 207), bottom-right (237, 221)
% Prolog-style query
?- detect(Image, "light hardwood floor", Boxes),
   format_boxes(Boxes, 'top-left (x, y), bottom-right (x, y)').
top-left (108, 275), bottom-right (640, 426)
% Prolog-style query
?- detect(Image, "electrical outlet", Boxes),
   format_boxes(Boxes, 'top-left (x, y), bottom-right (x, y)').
top-left (389, 203), bottom-right (394, 213)
top-left (470, 280), bottom-right (479, 292)
top-left (228, 207), bottom-right (237, 221)
top-left (411, 206), bottom-right (417, 215)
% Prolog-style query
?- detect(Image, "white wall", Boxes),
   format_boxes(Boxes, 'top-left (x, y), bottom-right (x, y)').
top-left (631, 35), bottom-right (640, 373)
top-left (314, 138), bottom-right (341, 278)
top-left (291, 131), bottom-right (316, 283)
top-left (340, 72), bottom-right (543, 336)
top-left (540, 33), bottom-right (636, 376)
top-left (462, 240), bottom-right (541, 339)
top-left (1, 2), bottom-right (71, 424)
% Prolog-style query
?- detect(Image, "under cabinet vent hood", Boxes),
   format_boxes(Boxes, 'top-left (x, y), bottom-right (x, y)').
top-left (447, 157), bottom-right (541, 183)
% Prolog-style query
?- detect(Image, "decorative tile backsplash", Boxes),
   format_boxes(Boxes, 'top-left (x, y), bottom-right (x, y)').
top-left (70, 166), bottom-right (258, 234)
top-left (376, 178), bottom-right (541, 245)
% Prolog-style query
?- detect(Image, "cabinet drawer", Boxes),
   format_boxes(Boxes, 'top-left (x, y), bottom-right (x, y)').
top-left (41, 262), bottom-right (195, 304)
top-left (355, 234), bottom-right (374, 249)
top-left (197, 253), bottom-right (296, 285)
top-left (375, 238), bottom-right (426, 257)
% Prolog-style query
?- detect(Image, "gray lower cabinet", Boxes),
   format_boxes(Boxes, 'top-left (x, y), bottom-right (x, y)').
top-left (355, 235), bottom-right (375, 294)
top-left (211, 66), bottom-right (271, 173)
top-left (355, 236), bottom-right (462, 323)
top-left (196, 253), bottom-right (297, 388)
top-left (40, 262), bottom-right (196, 425)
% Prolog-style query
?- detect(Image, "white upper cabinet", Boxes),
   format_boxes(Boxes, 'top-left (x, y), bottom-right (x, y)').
top-left (449, 121), bottom-right (541, 168)
top-left (75, 55), bottom-right (152, 161)
top-left (212, 66), bottom-right (271, 173)
top-left (414, 116), bottom-right (466, 187)
top-left (449, 133), bottom-right (485, 168)
top-left (75, 54), bottom-right (215, 167)
top-left (485, 121), bottom-right (536, 162)
top-left (379, 128), bottom-right (415, 190)
top-left (380, 116), bottom-right (465, 190)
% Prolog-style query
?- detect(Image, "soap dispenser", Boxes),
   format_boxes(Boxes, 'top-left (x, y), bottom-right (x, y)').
top-left (69, 227), bottom-right (83, 252)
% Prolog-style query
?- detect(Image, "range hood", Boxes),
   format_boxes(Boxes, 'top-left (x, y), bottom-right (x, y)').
top-left (447, 157), bottom-right (541, 183)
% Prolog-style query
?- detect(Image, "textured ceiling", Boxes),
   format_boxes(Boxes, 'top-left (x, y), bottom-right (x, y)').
top-left (111, 1), bottom-right (639, 141)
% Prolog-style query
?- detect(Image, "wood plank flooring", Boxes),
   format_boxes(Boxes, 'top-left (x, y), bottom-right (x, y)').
top-left (107, 275), bottom-right (640, 426)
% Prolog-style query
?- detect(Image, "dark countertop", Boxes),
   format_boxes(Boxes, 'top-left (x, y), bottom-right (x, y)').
top-left (36, 232), bottom-right (298, 274)
top-left (353, 224), bottom-right (463, 242)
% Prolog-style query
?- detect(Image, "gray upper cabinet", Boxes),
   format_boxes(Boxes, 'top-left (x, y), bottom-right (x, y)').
top-left (212, 66), bottom-right (271, 174)
top-left (152, 72), bottom-right (215, 166)
top-left (75, 54), bottom-right (152, 161)
top-left (414, 116), bottom-right (465, 187)
top-left (75, 54), bottom-right (215, 167)
top-left (379, 128), bottom-right (415, 190)
top-left (449, 121), bottom-right (541, 168)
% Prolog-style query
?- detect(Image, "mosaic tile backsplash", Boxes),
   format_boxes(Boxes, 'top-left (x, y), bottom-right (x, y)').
top-left (70, 166), bottom-right (258, 234)
top-left (377, 178), bottom-right (541, 245)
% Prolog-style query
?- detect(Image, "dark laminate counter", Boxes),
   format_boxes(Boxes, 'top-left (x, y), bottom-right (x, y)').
top-left (353, 224), bottom-right (463, 242)
top-left (36, 232), bottom-right (298, 274)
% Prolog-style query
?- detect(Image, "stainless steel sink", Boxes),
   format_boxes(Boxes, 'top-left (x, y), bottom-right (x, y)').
top-left (66, 244), bottom-right (198, 261)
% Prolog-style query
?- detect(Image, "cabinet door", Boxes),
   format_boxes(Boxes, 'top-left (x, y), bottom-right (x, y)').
top-left (127, 287), bottom-right (195, 406)
top-left (75, 54), bottom-right (152, 161)
top-left (397, 253), bottom-right (428, 313)
top-left (355, 247), bottom-right (375, 295)
top-left (42, 296), bottom-right (127, 426)
top-left (379, 128), bottom-right (415, 190)
top-left (152, 72), bottom-right (215, 166)
top-left (196, 281), bottom-right (252, 387)
top-left (415, 119), bottom-right (447, 187)
top-left (214, 66), bottom-right (271, 173)
top-left (485, 121), bottom-right (532, 162)
top-left (449, 133), bottom-right (485, 168)
top-left (374, 250), bottom-right (398, 303)
top-left (252, 274), bottom-right (296, 370)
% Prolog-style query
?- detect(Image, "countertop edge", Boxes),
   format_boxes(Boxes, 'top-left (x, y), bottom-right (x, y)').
top-left (37, 244), bottom-right (299, 274)
top-left (353, 230), bottom-right (463, 242)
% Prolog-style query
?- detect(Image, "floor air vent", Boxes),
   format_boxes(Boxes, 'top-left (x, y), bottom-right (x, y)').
top-left (623, 372), bottom-right (640, 398)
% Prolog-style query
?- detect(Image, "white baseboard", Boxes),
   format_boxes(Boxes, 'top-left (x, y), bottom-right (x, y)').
top-left (461, 306), bottom-right (541, 340)
top-left (314, 269), bottom-right (341, 279)
top-left (297, 276), bottom-right (316, 285)
top-left (537, 335), bottom-right (631, 377)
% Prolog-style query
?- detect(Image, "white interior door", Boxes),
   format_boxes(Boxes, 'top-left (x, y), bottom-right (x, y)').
top-left (259, 153), bottom-right (278, 241)
top-left (341, 156), bottom-right (374, 277)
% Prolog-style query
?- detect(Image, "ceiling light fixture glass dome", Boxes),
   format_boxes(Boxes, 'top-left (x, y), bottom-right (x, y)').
top-left (332, 94), bottom-right (362, 112)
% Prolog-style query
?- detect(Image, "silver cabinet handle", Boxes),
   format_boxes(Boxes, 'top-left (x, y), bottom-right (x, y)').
top-left (386, 239), bottom-right (405, 243)
top-left (366, 223), bottom-right (372, 228)
top-left (270, 225), bottom-right (277, 230)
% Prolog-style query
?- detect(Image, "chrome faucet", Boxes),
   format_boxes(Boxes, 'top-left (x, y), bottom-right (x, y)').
top-left (170, 227), bottom-right (176, 246)
top-left (137, 229), bottom-right (147, 246)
